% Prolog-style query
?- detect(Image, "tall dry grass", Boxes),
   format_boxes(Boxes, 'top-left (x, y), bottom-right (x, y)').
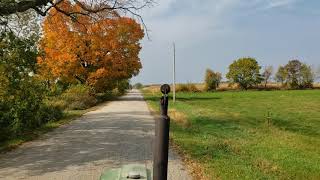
top-left (144, 82), bottom-right (320, 93)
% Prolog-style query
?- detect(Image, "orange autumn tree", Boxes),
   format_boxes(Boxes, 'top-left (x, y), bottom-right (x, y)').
top-left (37, 1), bottom-right (144, 92)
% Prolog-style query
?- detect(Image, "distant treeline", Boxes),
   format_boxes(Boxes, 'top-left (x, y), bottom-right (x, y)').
top-left (143, 57), bottom-right (319, 92)
top-left (204, 57), bottom-right (317, 91)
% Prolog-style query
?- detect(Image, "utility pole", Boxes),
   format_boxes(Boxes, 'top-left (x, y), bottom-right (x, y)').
top-left (173, 42), bottom-right (176, 103)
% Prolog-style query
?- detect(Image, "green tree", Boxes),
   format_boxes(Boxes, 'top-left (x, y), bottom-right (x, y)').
top-left (315, 65), bottom-right (320, 81)
top-left (0, 32), bottom-right (61, 140)
top-left (276, 60), bottom-right (314, 89)
top-left (0, 32), bottom-right (38, 136)
top-left (299, 64), bottom-right (314, 88)
top-left (226, 57), bottom-right (262, 90)
top-left (262, 66), bottom-right (273, 88)
top-left (283, 60), bottom-right (314, 89)
top-left (275, 66), bottom-right (287, 86)
top-left (204, 69), bottom-right (222, 91)
top-left (284, 60), bottom-right (301, 88)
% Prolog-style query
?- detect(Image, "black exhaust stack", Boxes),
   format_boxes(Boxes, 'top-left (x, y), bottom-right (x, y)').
top-left (153, 84), bottom-right (171, 180)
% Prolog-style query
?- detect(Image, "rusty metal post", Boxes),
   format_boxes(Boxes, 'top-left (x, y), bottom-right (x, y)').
top-left (153, 84), bottom-right (171, 180)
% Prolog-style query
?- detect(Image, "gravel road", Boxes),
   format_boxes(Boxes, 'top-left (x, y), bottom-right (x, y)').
top-left (0, 90), bottom-right (191, 180)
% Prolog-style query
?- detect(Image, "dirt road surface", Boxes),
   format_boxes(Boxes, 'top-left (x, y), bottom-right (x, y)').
top-left (0, 90), bottom-right (191, 180)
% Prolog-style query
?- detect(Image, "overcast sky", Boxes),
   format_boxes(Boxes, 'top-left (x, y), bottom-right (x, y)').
top-left (131, 0), bottom-right (320, 84)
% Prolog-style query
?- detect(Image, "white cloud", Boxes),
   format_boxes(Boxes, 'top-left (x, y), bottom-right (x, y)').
top-left (141, 0), bottom-right (243, 42)
top-left (264, 0), bottom-right (298, 9)
top-left (132, 0), bottom-right (309, 84)
top-left (140, 0), bottom-right (301, 43)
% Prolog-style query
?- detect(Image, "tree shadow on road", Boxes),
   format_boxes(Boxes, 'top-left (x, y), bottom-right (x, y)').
top-left (0, 110), bottom-right (159, 178)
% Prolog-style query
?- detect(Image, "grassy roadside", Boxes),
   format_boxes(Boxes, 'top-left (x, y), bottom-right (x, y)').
top-left (0, 110), bottom-right (88, 153)
top-left (0, 85), bottom-right (125, 154)
top-left (0, 94), bottom-right (118, 153)
top-left (143, 89), bottom-right (320, 179)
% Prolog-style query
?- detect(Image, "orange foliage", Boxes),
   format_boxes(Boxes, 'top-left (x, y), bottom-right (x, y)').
top-left (38, 1), bottom-right (144, 92)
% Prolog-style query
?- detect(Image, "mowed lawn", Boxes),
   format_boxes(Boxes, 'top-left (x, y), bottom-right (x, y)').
top-left (143, 90), bottom-right (320, 179)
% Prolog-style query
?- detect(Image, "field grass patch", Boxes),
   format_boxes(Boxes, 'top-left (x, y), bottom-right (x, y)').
top-left (143, 89), bottom-right (320, 179)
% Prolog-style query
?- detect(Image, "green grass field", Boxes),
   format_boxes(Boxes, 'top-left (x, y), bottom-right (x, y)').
top-left (143, 90), bottom-right (320, 179)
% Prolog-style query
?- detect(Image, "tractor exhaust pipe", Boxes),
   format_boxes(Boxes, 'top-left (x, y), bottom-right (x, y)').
top-left (153, 84), bottom-right (171, 180)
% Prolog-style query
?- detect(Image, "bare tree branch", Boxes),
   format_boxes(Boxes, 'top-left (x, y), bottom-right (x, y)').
top-left (0, 0), bottom-right (153, 17)
top-left (0, 0), bottom-right (51, 16)
top-left (1, 0), bottom-right (153, 37)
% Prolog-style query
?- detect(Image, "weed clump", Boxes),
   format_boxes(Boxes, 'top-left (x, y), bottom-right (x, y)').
top-left (50, 85), bottom-right (97, 110)
top-left (176, 83), bottom-right (200, 92)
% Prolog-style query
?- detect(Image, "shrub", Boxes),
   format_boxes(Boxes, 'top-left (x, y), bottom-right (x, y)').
top-left (95, 91), bottom-right (115, 102)
top-left (37, 104), bottom-right (64, 124)
top-left (116, 79), bottom-right (130, 94)
top-left (0, 32), bottom-right (63, 140)
top-left (59, 85), bottom-right (97, 110)
top-left (176, 83), bottom-right (200, 92)
top-left (46, 80), bottom-right (70, 96)
top-left (133, 83), bottom-right (143, 89)
top-left (204, 69), bottom-right (222, 91)
top-left (0, 77), bottom-right (64, 141)
top-left (276, 60), bottom-right (314, 89)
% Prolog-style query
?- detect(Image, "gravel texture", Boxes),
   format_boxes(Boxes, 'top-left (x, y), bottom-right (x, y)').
top-left (0, 90), bottom-right (191, 180)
